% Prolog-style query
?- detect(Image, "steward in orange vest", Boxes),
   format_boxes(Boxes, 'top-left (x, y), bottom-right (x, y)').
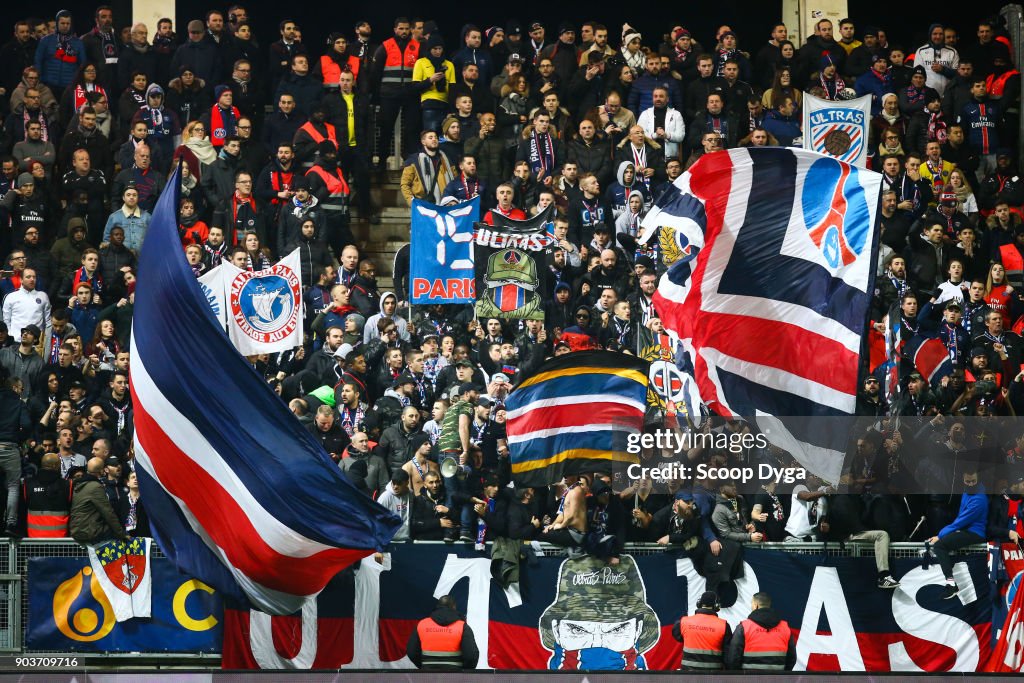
top-left (23, 454), bottom-right (72, 538)
top-left (293, 105), bottom-right (339, 165)
top-left (726, 592), bottom-right (796, 670)
top-left (672, 590), bottom-right (731, 670)
top-left (318, 33), bottom-right (361, 89)
top-left (407, 595), bottom-right (479, 670)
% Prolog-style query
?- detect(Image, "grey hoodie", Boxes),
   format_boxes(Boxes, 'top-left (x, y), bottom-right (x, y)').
top-left (363, 291), bottom-right (410, 344)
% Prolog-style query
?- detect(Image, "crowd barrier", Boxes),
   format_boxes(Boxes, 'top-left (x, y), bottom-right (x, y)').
top-left (7, 538), bottom-right (990, 671)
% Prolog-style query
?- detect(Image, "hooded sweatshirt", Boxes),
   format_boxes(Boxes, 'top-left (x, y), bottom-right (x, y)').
top-left (132, 83), bottom-right (180, 162)
top-left (363, 291), bottom-right (411, 343)
top-left (614, 189), bottom-right (646, 239)
top-left (605, 161), bottom-right (652, 219)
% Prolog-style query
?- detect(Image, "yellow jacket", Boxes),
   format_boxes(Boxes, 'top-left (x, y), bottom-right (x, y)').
top-left (413, 58), bottom-right (456, 104)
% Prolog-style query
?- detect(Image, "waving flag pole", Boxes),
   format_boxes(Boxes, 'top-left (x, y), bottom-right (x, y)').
top-left (130, 168), bottom-right (400, 615)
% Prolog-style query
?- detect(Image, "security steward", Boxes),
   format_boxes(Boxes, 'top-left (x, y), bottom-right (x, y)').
top-left (23, 453), bottom-right (72, 538)
top-left (726, 591), bottom-right (797, 670)
top-left (407, 595), bottom-right (479, 670)
top-left (672, 590), bottom-right (731, 670)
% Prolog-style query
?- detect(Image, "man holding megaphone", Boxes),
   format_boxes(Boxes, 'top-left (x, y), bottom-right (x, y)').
top-left (437, 382), bottom-right (483, 541)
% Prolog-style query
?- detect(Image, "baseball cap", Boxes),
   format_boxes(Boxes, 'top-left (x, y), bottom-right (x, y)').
top-left (529, 21), bottom-right (544, 32)
top-left (105, 456), bottom-right (121, 467)
top-left (455, 358), bottom-right (475, 369)
top-left (22, 324), bottom-right (41, 339)
top-left (971, 347), bottom-right (988, 358)
top-left (674, 490), bottom-right (694, 501)
top-left (507, 53), bottom-right (525, 64)
top-left (491, 372), bottom-right (510, 384)
top-left (459, 381), bottom-right (482, 394)
top-left (477, 394), bottom-right (494, 408)
top-left (944, 300), bottom-right (962, 311)
top-left (333, 342), bottom-right (354, 360)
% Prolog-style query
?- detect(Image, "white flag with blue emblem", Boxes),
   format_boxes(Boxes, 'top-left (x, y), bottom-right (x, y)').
top-left (802, 93), bottom-right (871, 168)
top-left (200, 249), bottom-right (303, 355)
top-left (228, 248), bottom-right (303, 355)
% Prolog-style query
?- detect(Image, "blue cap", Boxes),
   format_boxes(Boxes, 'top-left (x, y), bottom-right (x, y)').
top-left (674, 490), bottom-right (694, 501)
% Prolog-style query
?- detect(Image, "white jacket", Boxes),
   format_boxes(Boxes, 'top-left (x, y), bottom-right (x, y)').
top-left (638, 106), bottom-right (686, 160)
top-left (914, 44), bottom-right (959, 97)
top-left (1, 287), bottom-right (51, 340)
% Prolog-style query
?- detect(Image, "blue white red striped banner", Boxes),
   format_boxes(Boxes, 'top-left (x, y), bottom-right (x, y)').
top-left (130, 169), bottom-right (400, 615)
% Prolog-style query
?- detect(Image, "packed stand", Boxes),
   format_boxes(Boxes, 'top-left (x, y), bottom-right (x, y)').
top-left (0, 8), bottom-right (1020, 601)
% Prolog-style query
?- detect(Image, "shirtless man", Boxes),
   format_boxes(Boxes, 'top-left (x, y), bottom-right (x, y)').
top-left (402, 434), bottom-right (439, 496)
top-left (540, 474), bottom-right (589, 552)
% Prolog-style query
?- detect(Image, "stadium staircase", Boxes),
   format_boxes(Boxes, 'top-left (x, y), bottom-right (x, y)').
top-left (351, 170), bottom-right (406, 292)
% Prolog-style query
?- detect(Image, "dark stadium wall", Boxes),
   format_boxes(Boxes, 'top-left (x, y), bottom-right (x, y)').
top-left (0, 1), bottom-right (1012, 60)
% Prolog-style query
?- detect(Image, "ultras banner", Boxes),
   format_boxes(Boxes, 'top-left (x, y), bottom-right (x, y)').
top-left (222, 544), bottom-right (991, 671)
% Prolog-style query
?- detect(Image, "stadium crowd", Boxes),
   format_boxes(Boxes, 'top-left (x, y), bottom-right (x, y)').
top-left (0, 7), bottom-right (1021, 609)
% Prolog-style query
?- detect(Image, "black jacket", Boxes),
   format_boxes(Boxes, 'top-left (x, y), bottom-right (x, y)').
top-left (285, 234), bottom-right (334, 289)
top-left (0, 388), bottom-right (30, 442)
top-left (323, 91), bottom-right (371, 148)
top-left (411, 487), bottom-right (453, 540)
top-left (568, 136), bottom-right (614, 188)
top-left (117, 492), bottom-right (151, 538)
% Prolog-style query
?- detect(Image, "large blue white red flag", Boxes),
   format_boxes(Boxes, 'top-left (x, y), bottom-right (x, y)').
top-left (649, 148), bottom-right (882, 483)
top-left (130, 170), bottom-right (401, 615)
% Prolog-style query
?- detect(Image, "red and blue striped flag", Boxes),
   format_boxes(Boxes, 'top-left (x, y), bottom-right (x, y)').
top-left (130, 170), bottom-right (400, 615)
top-left (907, 335), bottom-right (954, 385)
top-left (505, 350), bottom-right (648, 487)
top-left (650, 148), bottom-right (882, 483)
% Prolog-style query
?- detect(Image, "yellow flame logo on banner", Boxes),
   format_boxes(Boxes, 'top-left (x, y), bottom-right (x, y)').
top-left (53, 567), bottom-right (115, 642)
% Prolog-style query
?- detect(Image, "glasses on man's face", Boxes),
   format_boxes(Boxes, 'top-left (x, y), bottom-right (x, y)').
top-left (237, 125), bottom-right (252, 130)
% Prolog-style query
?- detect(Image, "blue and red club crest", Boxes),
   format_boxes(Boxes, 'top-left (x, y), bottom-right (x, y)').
top-left (503, 250), bottom-right (523, 265)
top-left (802, 157), bottom-right (871, 270)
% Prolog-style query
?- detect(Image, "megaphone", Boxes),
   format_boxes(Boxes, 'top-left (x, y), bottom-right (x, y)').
top-left (440, 456), bottom-right (468, 479)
